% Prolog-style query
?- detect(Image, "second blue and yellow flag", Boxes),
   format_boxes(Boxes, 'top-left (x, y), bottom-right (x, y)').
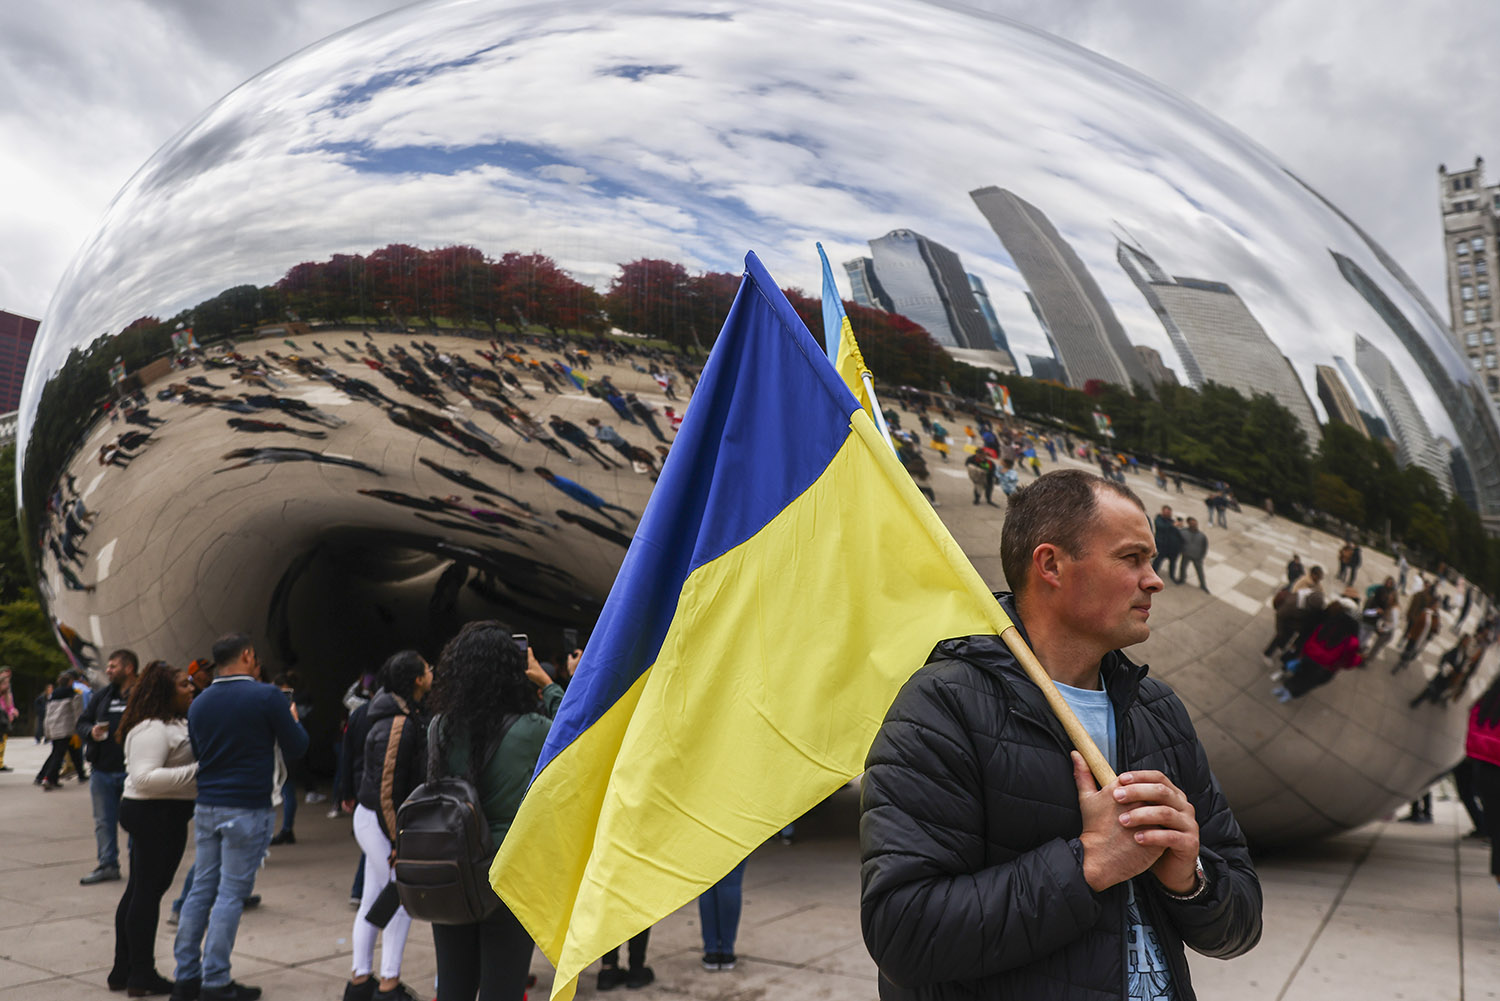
top-left (492, 251), bottom-right (1011, 1001)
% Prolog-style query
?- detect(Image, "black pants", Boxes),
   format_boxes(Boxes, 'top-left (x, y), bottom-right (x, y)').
top-left (1454, 760), bottom-right (1485, 832)
top-left (602, 927), bottom-right (650, 969)
top-left (114, 798), bottom-right (194, 988)
top-left (38, 736), bottom-right (84, 784)
top-left (1475, 759), bottom-right (1500, 878)
top-left (432, 898), bottom-right (534, 1001)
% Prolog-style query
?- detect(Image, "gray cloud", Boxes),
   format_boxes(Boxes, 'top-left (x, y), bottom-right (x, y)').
top-left (1, 0), bottom-right (1494, 337)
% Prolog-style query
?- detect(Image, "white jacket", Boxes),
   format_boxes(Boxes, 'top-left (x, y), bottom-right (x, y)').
top-left (123, 718), bottom-right (197, 801)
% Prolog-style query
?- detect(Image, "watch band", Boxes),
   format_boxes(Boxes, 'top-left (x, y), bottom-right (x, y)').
top-left (1160, 856), bottom-right (1209, 901)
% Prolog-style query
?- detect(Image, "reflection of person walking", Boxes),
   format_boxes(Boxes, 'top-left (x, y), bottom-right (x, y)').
top-left (1176, 517), bottom-right (1209, 591)
top-left (965, 451), bottom-right (995, 506)
top-left (534, 468), bottom-right (636, 527)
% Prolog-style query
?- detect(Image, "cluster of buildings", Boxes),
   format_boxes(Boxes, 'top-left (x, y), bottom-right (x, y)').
top-left (838, 173), bottom-right (1500, 517)
top-left (0, 309), bottom-right (38, 438)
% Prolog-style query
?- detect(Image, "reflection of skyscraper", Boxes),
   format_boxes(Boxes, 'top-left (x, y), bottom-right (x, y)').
top-left (1315, 364), bottom-right (1369, 439)
top-left (1133, 346), bottom-right (1178, 388)
top-left (965, 273), bottom-right (1011, 357)
top-left (1353, 334), bottom-right (1453, 494)
top-left (1333, 250), bottom-right (1500, 517)
top-left (970, 187), bottom-right (1151, 391)
top-left (1027, 355), bottom-right (1067, 383)
top-left (864, 230), bottom-right (992, 349)
top-left (1437, 159), bottom-right (1499, 399)
top-left (1116, 242), bottom-right (1205, 388)
top-left (1115, 240), bottom-right (1319, 443)
top-left (843, 257), bottom-right (892, 312)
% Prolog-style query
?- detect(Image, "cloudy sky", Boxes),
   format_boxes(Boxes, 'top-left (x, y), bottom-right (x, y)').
top-left (2, 0), bottom-right (1495, 326)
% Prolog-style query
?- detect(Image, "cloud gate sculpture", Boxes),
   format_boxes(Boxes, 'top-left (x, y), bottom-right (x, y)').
top-left (21, 0), bottom-right (1500, 845)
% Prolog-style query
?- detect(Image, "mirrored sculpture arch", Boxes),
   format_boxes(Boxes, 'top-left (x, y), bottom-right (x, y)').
top-left (22, 0), bottom-right (1499, 844)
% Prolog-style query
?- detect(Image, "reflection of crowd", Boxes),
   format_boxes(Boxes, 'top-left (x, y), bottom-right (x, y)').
top-left (1264, 553), bottom-right (1497, 708)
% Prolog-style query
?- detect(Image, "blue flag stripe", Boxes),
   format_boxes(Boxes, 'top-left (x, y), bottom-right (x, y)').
top-left (532, 253), bottom-right (861, 775)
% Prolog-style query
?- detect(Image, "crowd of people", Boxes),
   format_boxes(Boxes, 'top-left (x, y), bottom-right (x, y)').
top-left (10, 623), bottom-right (765, 1001)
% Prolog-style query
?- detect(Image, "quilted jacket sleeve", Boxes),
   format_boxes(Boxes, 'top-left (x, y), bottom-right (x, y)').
top-left (859, 667), bottom-right (1102, 988)
top-left (1150, 695), bottom-right (1263, 959)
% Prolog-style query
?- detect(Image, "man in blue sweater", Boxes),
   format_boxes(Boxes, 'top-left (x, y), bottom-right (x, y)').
top-left (172, 635), bottom-right (307, 1001)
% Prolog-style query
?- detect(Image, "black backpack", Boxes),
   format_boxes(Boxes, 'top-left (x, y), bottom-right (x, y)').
top-left (393, 714), bottom-right (517, 925)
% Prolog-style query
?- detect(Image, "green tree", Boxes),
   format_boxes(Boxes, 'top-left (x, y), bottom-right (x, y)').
top-left (1313, 473), bottom-right (1365, 526)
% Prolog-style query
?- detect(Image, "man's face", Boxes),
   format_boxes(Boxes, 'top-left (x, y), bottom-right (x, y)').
top-left (1187, 518), bottom-right (1198, 531)
top-left (1056, 491), bottom-right (1162, 651)
top-left (1160, 506), bottom-right (1172, 519)
top-left (105, 657), bottom-right (127, 684)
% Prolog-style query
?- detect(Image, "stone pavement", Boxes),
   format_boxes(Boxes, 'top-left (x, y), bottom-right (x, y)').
top-left (0, 738), bottom-right (1495, 1000)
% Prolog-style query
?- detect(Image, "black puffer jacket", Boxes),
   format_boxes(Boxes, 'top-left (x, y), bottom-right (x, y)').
top-left (355, 691), bottom-right (426, 841)
top-left (860, 601), bottom-right (1262, 1000)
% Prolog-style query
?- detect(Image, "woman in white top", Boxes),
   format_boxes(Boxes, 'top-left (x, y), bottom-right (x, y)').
top-left (108, 662), bottom-right (197, 997)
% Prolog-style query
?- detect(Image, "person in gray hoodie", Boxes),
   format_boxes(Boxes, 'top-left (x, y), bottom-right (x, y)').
top-left (1176, 516), bottom-right (1210, 592)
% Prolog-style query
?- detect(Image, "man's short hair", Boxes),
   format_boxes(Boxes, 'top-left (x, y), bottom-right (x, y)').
top-left (1001, 470), bottom-right (1146, 597)
top-left (211, 633), bottom-right (254, 668)
top-left (107, 649), bottom-right (139, 673)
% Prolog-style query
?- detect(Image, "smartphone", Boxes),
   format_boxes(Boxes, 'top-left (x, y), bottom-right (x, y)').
top-left (512, 633), bottom-right (528, 654)
top-left (562, 627), bottom-right (579, 651)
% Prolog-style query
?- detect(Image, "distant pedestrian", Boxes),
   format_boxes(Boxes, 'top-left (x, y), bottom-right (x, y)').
top-left (0, 668), bottom-right (16, 771)
top-left (78, 649), bottom-right (140, 885)
top-left (1152, 505), bottom-right (1182, 582)
top-left (1286, 554), bottom-right (1304, 588)
top-left (996, 458), bottom-right (1020, 498)
top-left (1177, 517), bottom-right (1209, 591)
top-left (36, 673), bottom-right (85, 789)
top-left (1462, 675), bottom-right (1500, 897)
top-left (965, 450), bottom-right (996, 506)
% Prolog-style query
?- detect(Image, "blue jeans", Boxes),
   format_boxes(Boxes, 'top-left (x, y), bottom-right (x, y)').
top-left (91, 770), bottom-right (127, 869)
top-left (279, 778), bottom-right (296, 833)
top-left (173, 805), bottom-right (273, 988)
top-left (698, 860), bottom-right (747, 955)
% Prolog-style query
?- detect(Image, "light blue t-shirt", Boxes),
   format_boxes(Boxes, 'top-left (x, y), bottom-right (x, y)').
top-left (1054, 680), bottom-right (1176, 1001)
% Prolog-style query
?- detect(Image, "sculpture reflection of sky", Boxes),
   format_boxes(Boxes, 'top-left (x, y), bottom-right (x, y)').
top-left (23, 0), bottom-right (1484, 467)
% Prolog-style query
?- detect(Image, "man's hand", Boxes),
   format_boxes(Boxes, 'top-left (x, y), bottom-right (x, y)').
top-left (1113, 768), bottom-right (1201, 894)
top-left (288, 701), bottom-right (301, 723)
top-left (1074, 752), bottom-right (1164, 892)
top-left (565, 648), bottom-right (583, 678)
top-left (90, 723), bottom-right (109, 741)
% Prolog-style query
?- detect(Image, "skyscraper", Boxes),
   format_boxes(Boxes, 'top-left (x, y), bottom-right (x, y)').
top-left (965, 273), bottom-right (1011, 357)
top-left (1314, 364), bottom-right (1369, 439)
top-left (1132, 345), bottom-right (1178, 389)
top-left (1437, 158), bottom-right (1500, 399)
top-left (864, 229), bottom-right (992, 350)
top-left (1114, 239), bottom-right (1319, 444)
top-left (0, 309), bottom-right (39, 413)
top-left (1334, 249), bottom-right (1500, 522)
top-left (969, 186), bottom-right (1152, 392)
top-left (1353, 333), bottom-right (1453, 495)
top-left (842, 257), bottom-right (893, 313)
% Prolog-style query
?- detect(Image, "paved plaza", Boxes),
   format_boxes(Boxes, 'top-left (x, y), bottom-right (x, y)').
top-left (0, 734), bottom-right (1495, 1000)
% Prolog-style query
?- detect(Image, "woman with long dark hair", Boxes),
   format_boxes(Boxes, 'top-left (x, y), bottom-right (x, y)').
top-left (1467, 673), bottom-right (1500, 900)
top-left (427, 622), bottom-right (561, 1001)
top-left (109, 662), bottom-right (197, 996)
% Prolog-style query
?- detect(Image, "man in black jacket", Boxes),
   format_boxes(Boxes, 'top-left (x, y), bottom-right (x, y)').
top-left (861, 470), bottom-right (1261, 1000)
top-left (78, 649), bottom-right (138, 885)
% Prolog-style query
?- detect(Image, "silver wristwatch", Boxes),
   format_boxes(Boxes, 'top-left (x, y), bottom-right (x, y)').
top-left (1161, 856), bottom-right (1209, 901)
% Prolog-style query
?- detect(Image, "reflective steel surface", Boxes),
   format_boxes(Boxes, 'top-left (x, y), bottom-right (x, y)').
top-left (21, 0), bottom-right (1498, 843)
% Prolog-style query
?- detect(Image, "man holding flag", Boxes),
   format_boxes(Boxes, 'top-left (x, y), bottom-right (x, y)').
top-left (860, 470), bottom-right (1262, 999)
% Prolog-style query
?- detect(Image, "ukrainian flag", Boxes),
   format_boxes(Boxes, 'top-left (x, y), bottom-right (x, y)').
top-left (817, 241), bottom-right (875, 417)
top-left (492, 252), bottom-right (1011, 1001)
